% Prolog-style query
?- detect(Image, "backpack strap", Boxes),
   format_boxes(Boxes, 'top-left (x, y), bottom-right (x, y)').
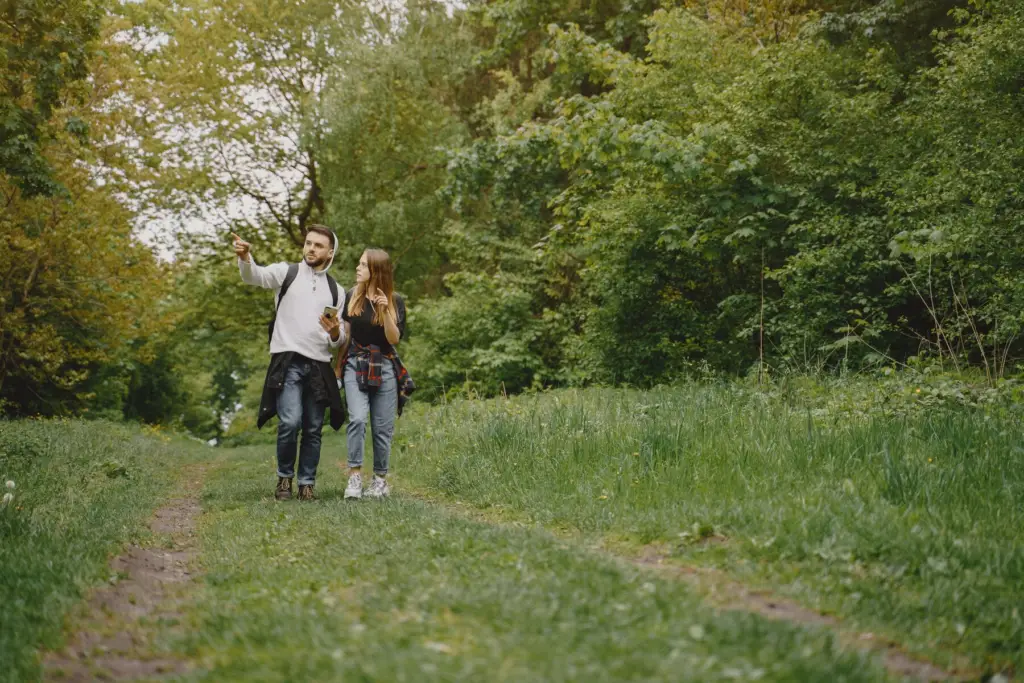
top-left (276, 263), bottom-right (301, 312)
top-left (326, 274), bottom-right (339, 307)
top-left (268, 263), bottom-right (300, 344)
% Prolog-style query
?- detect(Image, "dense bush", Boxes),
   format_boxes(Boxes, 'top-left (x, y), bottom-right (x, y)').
top-left (400, 0), bottom-right (1024, 392)
top-left (7, 0), bottom-right (1024, 427)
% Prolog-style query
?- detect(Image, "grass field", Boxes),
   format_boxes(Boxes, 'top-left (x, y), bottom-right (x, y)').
top-left (175, 450), bottom-right (892, 682)
top-left (0, 419), bottom-right (209, 683)
top-left (393, 383), bottom-right (1024, 675)
top-left (2, 380), bottom-right (1021, 681)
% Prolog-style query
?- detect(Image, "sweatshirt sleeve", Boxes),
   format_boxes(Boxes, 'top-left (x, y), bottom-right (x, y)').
top-left (239, 257), bottom-right (289, 289)
top-left (327, 325), bottom-right (345, 349)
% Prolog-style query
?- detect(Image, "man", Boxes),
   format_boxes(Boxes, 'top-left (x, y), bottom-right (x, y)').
top-left (233, 224), bottom-right (346, 501)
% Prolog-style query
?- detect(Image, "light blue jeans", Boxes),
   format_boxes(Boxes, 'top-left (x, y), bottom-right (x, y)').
top-left (343, 355), bottom-right (398, 476)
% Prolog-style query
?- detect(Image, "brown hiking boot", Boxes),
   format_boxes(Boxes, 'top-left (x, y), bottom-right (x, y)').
top-left (298, 484), bottom-right (316, 501)
top-left (275, 477), bottom-right (293, 501)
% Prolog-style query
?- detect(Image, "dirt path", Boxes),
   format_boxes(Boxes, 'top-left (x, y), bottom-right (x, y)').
top-left (42, 465), bottom-right (208, 682)
top-left (630, 544), bottom-right (962, 682)
top-left (406, 489), bottom-right (967, 683)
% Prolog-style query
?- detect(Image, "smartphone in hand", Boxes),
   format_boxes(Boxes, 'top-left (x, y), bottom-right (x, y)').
top-left (323, 305), bottom-right (339, 320)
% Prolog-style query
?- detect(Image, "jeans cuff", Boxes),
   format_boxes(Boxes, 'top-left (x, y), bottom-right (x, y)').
top-left (296, 478), bottom-right (315, 486)
top-left (277, 470), bottom-right (295, 479)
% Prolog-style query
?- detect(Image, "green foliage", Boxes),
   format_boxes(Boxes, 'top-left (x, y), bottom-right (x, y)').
top-left (404, 269), bottom-right (572, 396)
top-left (417, 0), bottom-right (1024, 391)
top-left (122, 347), bottom-right (190, 425)
top-left (0, 10), bottom-right (182, 419)
top-left (0, 139), bottom-right (174, 417)
top-left (131, 0), bottom-right (376, 245)
top-left (9, 0), bottom-right (1024, 426)
top-left (319, 1), bottom-right (475, 294)
top-left (113, 0), bottom-right (1024, 410)
top-left (0, 0), bottom-right (103, 196)
top-left (150, 238), bottom-right (289, 440)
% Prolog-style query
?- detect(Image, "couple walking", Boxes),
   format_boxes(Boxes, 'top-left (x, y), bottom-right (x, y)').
top-left (233, 224), bottom-right (413, 502)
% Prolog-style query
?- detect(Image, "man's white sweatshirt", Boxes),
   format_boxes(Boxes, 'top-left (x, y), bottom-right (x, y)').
top-left (239, 258), bottom-right (345, 362)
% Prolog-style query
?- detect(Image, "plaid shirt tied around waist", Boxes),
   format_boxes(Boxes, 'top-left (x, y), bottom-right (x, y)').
top-left (348, 341), bottom-right (416, 416)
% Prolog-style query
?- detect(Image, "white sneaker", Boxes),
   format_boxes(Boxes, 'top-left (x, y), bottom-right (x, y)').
top-left (364, 475), bottom-right (389, 499)
top-left (344, 473), bottom-right (363, 499)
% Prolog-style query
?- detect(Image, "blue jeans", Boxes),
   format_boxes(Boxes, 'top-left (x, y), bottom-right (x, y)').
top-left (276, 358), bottom-right (326, 486)
top-left (343, 355), bottom-right (397, 475)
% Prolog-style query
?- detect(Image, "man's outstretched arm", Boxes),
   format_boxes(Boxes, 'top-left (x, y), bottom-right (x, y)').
top-left (233, 232), bottom-right (287, 289)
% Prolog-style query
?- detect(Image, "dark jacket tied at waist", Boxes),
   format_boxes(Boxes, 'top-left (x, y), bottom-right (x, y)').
top-left (258, 352), bottom-right (346, 430)
top-left (348, 341), bottom-right (416, 416)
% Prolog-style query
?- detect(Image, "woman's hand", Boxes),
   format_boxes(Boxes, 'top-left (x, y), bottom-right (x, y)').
top-left (370, 290), bottom-right (389, 309)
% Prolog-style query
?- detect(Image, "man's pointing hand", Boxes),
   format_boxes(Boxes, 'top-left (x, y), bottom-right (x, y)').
top-left (231, 232), bottom-right (251, 263)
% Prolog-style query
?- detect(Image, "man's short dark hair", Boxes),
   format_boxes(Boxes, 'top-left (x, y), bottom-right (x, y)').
top-left (306, 224), bottom-right (334, 248)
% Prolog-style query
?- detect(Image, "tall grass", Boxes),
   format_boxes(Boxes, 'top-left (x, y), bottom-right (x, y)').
top-left (395, 383), bottom-right (1024, 672)
top-left (0, 419), bottom-right (207, 683)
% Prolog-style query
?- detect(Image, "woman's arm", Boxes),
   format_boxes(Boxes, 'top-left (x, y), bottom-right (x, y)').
top-left (382, 309), bottom-right (400, 346)
top-left (370, 291), bottom-right (402, 346)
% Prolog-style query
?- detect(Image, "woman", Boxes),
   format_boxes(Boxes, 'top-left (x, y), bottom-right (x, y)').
top-left (335, 248), bottom-right (411, 499)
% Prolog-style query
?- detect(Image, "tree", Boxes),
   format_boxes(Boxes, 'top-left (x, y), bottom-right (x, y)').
top-left (0, 0), bottom-right (104, 196)
top-left (0, 11), bottom-right (175, 415)
top-left (319, 0), bottom-right (475, 293)
top-left (0, 126), bottom-right (172, 415)
top-left (129, 0), bottom-right (375, 246)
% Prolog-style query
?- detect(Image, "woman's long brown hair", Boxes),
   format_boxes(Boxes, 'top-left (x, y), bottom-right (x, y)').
top-left (347, 248), bottom-right (397, 327)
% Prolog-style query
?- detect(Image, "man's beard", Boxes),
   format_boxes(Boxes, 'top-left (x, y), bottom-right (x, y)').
top-left (304, 252), bottom-right (327, 269)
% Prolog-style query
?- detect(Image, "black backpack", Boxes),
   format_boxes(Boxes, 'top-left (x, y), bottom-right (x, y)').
top-left (267, 263), bottom-right (340, 344)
